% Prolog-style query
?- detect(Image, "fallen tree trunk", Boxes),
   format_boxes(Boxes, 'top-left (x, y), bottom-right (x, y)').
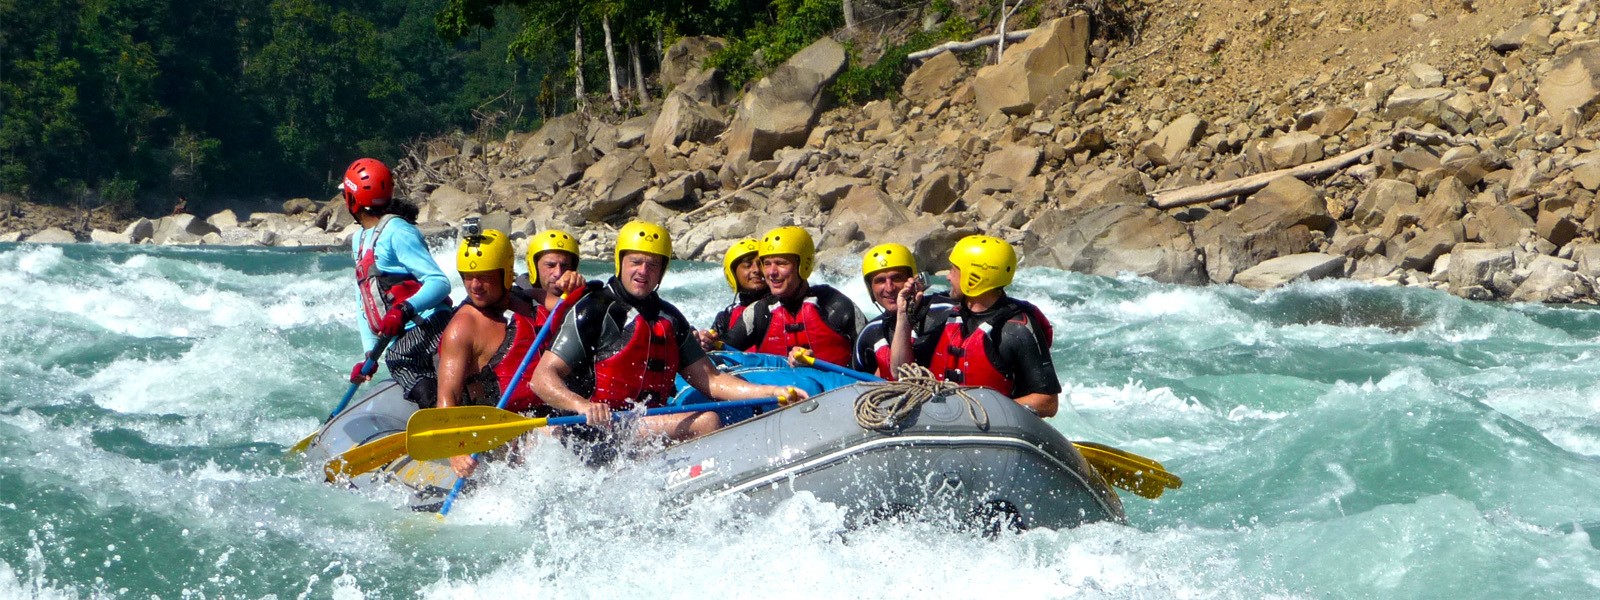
top-left (1147, 129), bottom-right (1472, 210)
top-left (907, 28), bottom-right (1035, 61)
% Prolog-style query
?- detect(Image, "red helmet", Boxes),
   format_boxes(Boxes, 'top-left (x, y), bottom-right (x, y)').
top-left (342, 158), bottom-right (393, 214)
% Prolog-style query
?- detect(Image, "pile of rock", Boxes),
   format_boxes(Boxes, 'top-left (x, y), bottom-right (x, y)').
top-left (19, 2), bottom-right (1600, 305)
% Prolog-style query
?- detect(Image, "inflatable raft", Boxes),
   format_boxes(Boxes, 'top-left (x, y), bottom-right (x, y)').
top-left (303, 353), bottom-right (1126, 529)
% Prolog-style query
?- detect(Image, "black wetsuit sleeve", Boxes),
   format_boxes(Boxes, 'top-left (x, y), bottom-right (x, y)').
top-left (996, 317), bottom-right (1062, 397)
top-left (817, 286), bottom-right (865, 342)
top-left (722, 299), bottom-right (764, 351)
top-left (668, 304), bottom-right (708, 367)
top-left (547, 296), bottom-right (592, 368)
top-left (710, 305), bottom-right (734, 337)
top-left (853, 316), bottom-right (889, 373)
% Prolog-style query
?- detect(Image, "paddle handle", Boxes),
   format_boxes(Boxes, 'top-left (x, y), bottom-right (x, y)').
top-left (442, 289), bottom-right (580, 517)
top-left (795, 350), bottom-right (884, 383)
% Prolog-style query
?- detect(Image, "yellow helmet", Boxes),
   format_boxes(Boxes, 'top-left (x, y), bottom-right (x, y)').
top-left (615, 221), bottom-right (672, 275)
top-left (458, 229), bottom-right (515, 289)
top-left (722, 238), bottom-right (761, 292)
top-left (948, 235), bottom-right (1016, 297)
top-left (526, 229), bottom-right (581, 286)
top-left (861, 243), bottom-right (916, 284)
top-left (759, 226), bottom-right (815, 280)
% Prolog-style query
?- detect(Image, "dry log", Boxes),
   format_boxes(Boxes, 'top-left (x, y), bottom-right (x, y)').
top-left (1147, 129), bottom-right (1471, 210)
top-left (907, 29), bottom-right (1036, 61)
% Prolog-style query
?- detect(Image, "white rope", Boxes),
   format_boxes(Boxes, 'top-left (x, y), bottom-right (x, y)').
top-left (852, 364), bottom-right (989, 431)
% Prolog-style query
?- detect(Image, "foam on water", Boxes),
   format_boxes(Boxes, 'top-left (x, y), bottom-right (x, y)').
top-left (4, 242), bottom-right (1600, 597)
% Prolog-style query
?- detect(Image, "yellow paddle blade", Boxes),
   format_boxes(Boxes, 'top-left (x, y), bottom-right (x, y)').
top-left (287, 431), bottom-right (317, 455)
top-left (405, 406), bottom-right (549, 461)
top-left (1072, 441), bottom-right (1183, 500)
top-left (323, 432), bottom-right (408, 482)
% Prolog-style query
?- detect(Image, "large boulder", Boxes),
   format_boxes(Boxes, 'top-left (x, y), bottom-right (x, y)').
top-left (518, 113), bottom-right (588, 164)
top-left (1476, 205), bottom-right (1536, 246)
top-left (25, 227), bottom-right (76, 244)
top-left (124, 218), bottom-right (154, 243)
top-left (1062, 169), bottom-right (1146, 211)
top-left (725, 38), bottom-right (847, 168)
top-left (825, 185), bottom-right (912, 242)
top-left (1511, 255), bottom-right (1590, 303)
top-left (1233, 253), bottom-right (1346, 290)
top-left (1140, 113), bottom-right (1206, 165)
top-left (1029, 203), bottom-right (1206, 285)
top-left (646, 90), bottom-right (728, 170)
top-left (152, 214), bottom-right (220, 244)
top-left (424, 185), bottom-right (483, 224)
top-left (1192, 176), bottom-right (1333, 284)
top-left (1537, 41), bottom-right (1600, 119)
top-left (911, 170), bottom-right (961, 215)
top-left (974, 13), bottom-right (1090, 117)
top-left (882, 215), bottom-right (977, 274)
top-left (979, 145), bottom-right (1042, 184)
top-left (661, 36), bottom-right (727, 91)
top-left (1391, 221), bottom-right (1464, 271)
top-left (1351, 179), bottom-right (1419, 230)
top-left (903, 51), bottom-right (964, 104)
top-left (531, 147), bottom-right (598, 192)
top-left (90, 229), bottom-right (130, 244)
top-left (579, 149), bottom-right (653, 221)
top-left (1447, 243), bottom-right (1516, 299)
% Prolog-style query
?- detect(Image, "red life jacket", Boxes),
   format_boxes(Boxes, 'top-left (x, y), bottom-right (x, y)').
top-left (755, 299), bottom-right (853, 366)
top-left (355, 215), bottom-right (420, 335)
top-left (928, 318), bottom-right (1014, 396)
top-left (727, 303), bottom-right (749, 334)
top-left (591, 314), bottom-right (680, 410)
top-left (490, 309), bottom-right (543, 413)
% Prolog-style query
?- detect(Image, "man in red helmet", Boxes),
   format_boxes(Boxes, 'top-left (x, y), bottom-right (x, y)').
top-left (343, 158), bottom-right (454, 407)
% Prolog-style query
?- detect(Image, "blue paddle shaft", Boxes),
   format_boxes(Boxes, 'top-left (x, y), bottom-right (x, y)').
top-left (442, 290), bottom-right (577, 516)
top-left (325, 335), bottom-right (395, 422)
top-left (807, 356), bottom-right (885, 383)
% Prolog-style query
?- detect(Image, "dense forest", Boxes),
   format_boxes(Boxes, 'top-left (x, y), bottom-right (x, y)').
top-left (2, 0), bottom-right (958, 215)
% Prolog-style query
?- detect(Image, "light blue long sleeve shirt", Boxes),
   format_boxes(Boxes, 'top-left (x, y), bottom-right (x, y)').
top-left (351, 218), bottom-right (451, 352)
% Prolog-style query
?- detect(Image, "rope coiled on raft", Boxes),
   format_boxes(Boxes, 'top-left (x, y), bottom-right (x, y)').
top-left (852, 364), bottom-right (989, 431)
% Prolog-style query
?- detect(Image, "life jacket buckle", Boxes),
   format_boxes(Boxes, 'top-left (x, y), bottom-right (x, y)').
top-left (645, 358), bottom-right (669, 371)
top-left (784, 322), bottom-right (806, 333)
top-left (944, 368), bottom-right (964, 383)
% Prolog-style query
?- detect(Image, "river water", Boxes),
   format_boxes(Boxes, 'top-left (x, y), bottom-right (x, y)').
top-left (2, 241), bottom-right (1598, 598)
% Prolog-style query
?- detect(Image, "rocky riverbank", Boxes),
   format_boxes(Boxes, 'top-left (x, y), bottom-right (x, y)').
top-left (7, 0), bottom-right (1600, 303)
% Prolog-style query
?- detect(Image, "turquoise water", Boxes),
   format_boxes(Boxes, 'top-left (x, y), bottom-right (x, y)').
top-left (2, 241), bottom-right (1599, 598)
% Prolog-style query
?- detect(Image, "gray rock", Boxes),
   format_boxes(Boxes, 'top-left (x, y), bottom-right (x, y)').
top-left (89, 229), bottom-right (130, 244)
top-left (152, 214), bottom-right (220, 244)
top-left (646, 90), bottom-right (727, 170)
top-left (1448, 243), bottom-right (1516, 298)
top-left (903, 51), bottom-right (963, 105)
top-left (1405, 63), bottom-right (1445, 88)
top-left (1233, 253), bottom-right (1346, 290)
top-left (0, 232), bottom-right (20, 243)
top-left (1063, 169), bottom-right (1146, 211)
top-left (1477, 205), bottom-right (1536, 246)
top-left (725, 37), bottom-right (847, 167)
top-left (1537, 41), bottom-right (1600, 120)
top-left (531, 147), bottom-right (598, 191)
top-left (424, 186), bottom-right (483, 224)
top-left (1383, 87), bottom-right (1455, 122)
top-left (661, 36), bottom-right (727, 91)
top-left (580, 149), bottom-right (653, 221)
top-left (825, 185), bottom-right (912, 242)
top-left (911, 170), bottom-right (960, 214)
top-left (282, 198), bottom-right (317, 215)
top-left (883, 216), bottom-right (977, 274)
top-left (206, 209), bottom-right (239, 230)
top-left (1511, 255), bottom-right (1589, 302)
top-left (124, 218), bottom-right (154, 243)
top-left (1352, 179), bottom-right (1419, 230)
top-left (1393, 221), bottom-right (1464, 271)
top-left (1491, 16), bottom-right (1554, 53)
top-left (616, 113), bottom-right (656, 149)
top-left (518, 113), bottom-right (588, 164)
top-left (974, 13), bottom-right (1090, 117)
top-left (804, 175), bottom-right (870, 211)
top-left (1192, 176), bottom-right (1333, 284)
top-left (980, 145), bottom-right (1042, 183)
top-left (1030, 203), bottom-right (1206, 285)
top-left (1142, 113), bottom-right (1207, 165)
top-left (25, 227), bottom-right (77, 244)
top-left (1536, 207), bottom-right (1579, 248)
top-left (1264, 131), bottom-right (1324, 169)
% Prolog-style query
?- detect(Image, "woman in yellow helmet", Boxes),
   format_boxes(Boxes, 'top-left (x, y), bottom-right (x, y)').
top-left (891, 235), bottom-right (1061, 417)
top-left (697, 239), bottom-right (767, 350)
